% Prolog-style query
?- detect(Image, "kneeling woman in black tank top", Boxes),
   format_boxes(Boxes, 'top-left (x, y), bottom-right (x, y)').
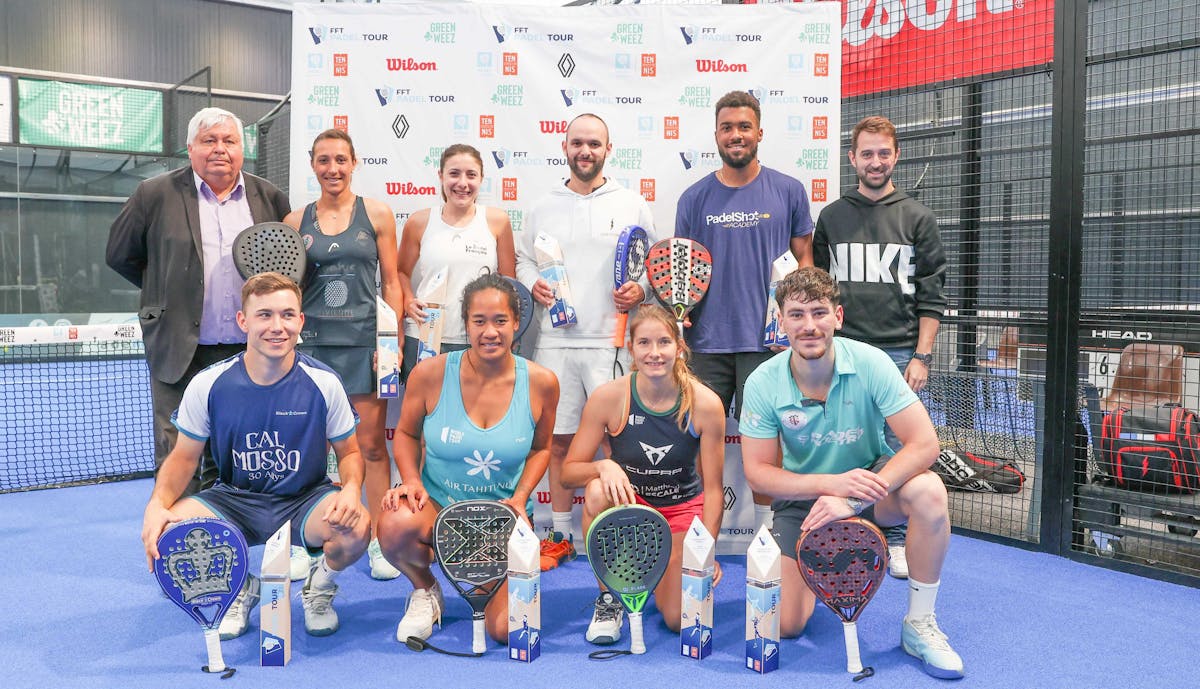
top-left (561, 304), bottom-right (726, 636)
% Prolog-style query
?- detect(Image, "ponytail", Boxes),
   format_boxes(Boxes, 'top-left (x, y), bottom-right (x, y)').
top-left (628, 304), bottom-right (697, 432)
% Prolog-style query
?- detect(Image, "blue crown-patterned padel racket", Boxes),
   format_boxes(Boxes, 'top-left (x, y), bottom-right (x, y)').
top-left (797, 518), bottom-right (888, 681)
top-left (232, 222), bottom-right (308, 285)
top-left (586, 504), bottom-right (672, 658)
top-left (433, 500), bottom-right (519, 654)
top-left (611, 225), bottom-right (649, 348)
top-left (154, 518), bottom-right (250, 677)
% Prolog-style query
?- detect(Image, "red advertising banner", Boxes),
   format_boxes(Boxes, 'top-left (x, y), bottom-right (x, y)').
top-left (837, 0), bottom-right (1055, 97)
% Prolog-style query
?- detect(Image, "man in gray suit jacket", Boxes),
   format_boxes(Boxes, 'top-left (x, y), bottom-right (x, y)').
top-left (107, 107), bottom-right (290, 495)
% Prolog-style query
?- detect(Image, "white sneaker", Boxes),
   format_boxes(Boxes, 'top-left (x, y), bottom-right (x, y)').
top-left (585, 591), bottom-right (625, 645)
top-left (368, 539), bottom-right (402, 580)
top-left (395, 581), bottom-right (444, 642)
top-left (218, 576), bottom-right (260, 640)
top-left (302, 558), bottom-right (340, 636)
top-left (888, 544), bottom-right (909, 579)
top-left (289, 546), bottom-right (314, 581)
top-left (902, 613), bottom-right (965, 679)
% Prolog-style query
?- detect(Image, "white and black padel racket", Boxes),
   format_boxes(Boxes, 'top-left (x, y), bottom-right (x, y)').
top-left (433, 500), bottom-right (518, 654)
top-left (232, 222), bottom-right (307, 284)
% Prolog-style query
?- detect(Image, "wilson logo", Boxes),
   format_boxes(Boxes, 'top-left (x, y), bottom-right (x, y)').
top-left (539, 120), bottom-right (568, 134)
top-left (386, 58), bottom-right (437, 72)
top-left (695, 59), bottom-right (747, 73)
top-left (385, 182), bottom-right (437, 196)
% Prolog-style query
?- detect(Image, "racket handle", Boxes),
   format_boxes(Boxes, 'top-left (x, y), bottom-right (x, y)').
top-left (843, 620), bottom-right (863, 674)
top-left (203, 628), bottom-right (226, 673)
top-left (473, 617), bottom-right (486, 655)
top-left (612, 311), bottom-right (629, 348)
top-left (629, 611), bottom-right (645, 655)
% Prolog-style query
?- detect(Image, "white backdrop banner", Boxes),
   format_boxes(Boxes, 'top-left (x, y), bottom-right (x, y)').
top-left (292, 2), bottom-right (841, 554)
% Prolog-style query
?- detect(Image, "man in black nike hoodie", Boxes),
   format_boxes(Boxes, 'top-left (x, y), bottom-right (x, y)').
top-left (812, 115), bottom-right (947, 580)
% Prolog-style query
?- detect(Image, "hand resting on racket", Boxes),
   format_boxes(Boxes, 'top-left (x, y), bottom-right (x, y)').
top-left (612, 282), bottom-right (645, 313)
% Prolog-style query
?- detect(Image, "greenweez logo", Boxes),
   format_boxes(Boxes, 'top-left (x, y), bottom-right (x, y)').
top-left (678, 85), bottom-right (711, 108)
top-left (491, 84), bottom-right (523, 106)
top-left (797, 22), bottom-right (833, 45)
top-left (425, 22), bottom-right (455, 43)
top-left (507, 209), bottom-right (523, 234)
top-left (610, 23), bottom-right (644, 45)
top-left (308, 85), bottom-right (340, 107)
top-left (423, 146), bottom-right (446, 167)
top-left (795, 148), bottom-right (830, 171)
top-left (609, 147), bottom-right (643, 171)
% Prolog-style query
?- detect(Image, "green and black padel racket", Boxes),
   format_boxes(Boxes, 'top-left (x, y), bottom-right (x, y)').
top-left (585, 504), bottom-right (672, 657)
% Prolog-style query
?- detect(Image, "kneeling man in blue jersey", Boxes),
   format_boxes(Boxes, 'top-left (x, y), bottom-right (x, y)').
top-left (141, 272), bottom-right (370, 640)
top-left (739, 267), bottom-right (963, 679)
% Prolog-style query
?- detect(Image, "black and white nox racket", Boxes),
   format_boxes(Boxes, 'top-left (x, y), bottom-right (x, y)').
top-left (432, 500), bottom-right (518, 655)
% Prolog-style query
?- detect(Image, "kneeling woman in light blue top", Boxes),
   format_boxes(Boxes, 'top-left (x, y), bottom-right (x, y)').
top-left (376, 273), bottom-right (560, 646)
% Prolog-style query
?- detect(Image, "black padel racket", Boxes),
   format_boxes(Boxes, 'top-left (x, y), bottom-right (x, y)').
top-left (154, 518), bottom-right (249, 677)
top-left (232, 221), bottom-right (307, 284)
top-left (433, 500), bottom-right (518, 654)
top-left (502, 276), bottom-right (535, 347)
top-left (645, 238), bottom-right (712, 337)
top-left (797, 518), bottom-right (888, 680)
top-left (611, 225), bottom-right (649, 348)
top-left (586, 504), bottom-right (672, 656)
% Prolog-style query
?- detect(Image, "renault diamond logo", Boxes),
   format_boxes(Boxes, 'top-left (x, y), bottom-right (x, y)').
top-left (557, 53), bottom-right (575, 78)
top-left (392, 114), bottom-right (410, 139)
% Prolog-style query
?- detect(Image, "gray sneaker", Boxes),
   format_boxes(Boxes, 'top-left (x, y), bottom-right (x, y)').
top-left (302, 559), bottom-right (340, 637)
top-left (585, 591), bottom-right (625, 645)
top-left (218, 575), bottom-right (261, 640)
top-left (289, 546), bottom-right (315, 581)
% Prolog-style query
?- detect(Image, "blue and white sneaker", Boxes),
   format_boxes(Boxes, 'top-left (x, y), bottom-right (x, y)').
top-left (902, 614), bottom-right (964, 679)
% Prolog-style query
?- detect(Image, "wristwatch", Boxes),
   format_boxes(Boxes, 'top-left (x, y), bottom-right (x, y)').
top-left (911, 352), bottom-right (934, 366)
top-left (845, 497), bottom-right (865, 515)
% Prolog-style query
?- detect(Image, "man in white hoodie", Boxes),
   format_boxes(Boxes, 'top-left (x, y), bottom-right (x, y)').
top-left (516, 114), bottom-right (656, 590)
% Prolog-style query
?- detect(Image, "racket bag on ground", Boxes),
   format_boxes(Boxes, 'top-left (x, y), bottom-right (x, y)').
top-left (1100, 404), bottom-right (1200, 494)
top-left (933, 448), bottom-right (1025, 494)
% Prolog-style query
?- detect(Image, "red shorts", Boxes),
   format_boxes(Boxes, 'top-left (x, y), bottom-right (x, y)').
top-left (634, 493), bottom-right (705, 533)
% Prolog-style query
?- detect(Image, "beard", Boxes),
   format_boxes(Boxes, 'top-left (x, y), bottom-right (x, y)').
top-left (568, 154), bottom-right (605, 183)
top-left (718, 141), bottom-right (758, 169)
top-left (857, 167), bottom-right (893, 192)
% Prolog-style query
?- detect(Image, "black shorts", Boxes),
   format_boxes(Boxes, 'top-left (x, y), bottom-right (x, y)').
top-left (300, 344), bottom-right (375, 396)
top-left (770, 499), bottom-right (883, 560)
top-left (688, 350), bottom-right (774, 417)
top-left (191, 482), bottom-right (339, 551)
